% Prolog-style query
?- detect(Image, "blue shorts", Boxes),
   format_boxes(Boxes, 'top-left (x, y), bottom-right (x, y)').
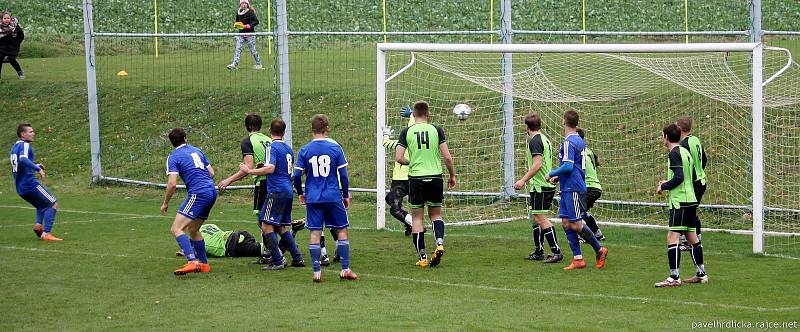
top-left (19, 185), bottom-right (57, 209)
top-left (305, 202), bottom-right (349, 231)
top-left (258, 191), bottom-right (293, 226)
top-left (177, 191), bottom-right (217, 220)
top-left (559, 191), bottom-right (587, 222)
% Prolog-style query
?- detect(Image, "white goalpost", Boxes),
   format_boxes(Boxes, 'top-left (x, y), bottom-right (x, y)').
top-left (376, 42), bottom-right (800, 257)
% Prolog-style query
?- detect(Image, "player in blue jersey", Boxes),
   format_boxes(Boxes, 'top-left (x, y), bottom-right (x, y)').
top-left (239, 119), bottom-right (305, 270)
top-left (10, 123), bottom-right (62, 241)
top-left (160, 128), bottom-right (218, 275)
top-left (293, 114), bottom-right (358, 282)
top-left (547, 111), bottom-right (608, 270)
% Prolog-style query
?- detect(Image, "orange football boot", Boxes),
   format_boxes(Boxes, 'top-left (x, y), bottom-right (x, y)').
top-left (174, 261), bottom-right (201, 275)
top-left (595, 247), bottom-right (608, 269)
top-left (563, 258), bottom-right (586, 270)
top-left (41, 233), bottom-right (63, 241)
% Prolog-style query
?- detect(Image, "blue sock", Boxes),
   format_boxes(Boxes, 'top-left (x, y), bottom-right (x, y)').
top-left (36, 208), bottom-right (44, 225)
top-left (309, 244), bottom-right (322, 272)
top-left (280, 231), bottom-right (303, 262)
top-left (564, 228), bottom-right (582, 257)
top-left (580, 225), bottom-right (602, 252)
top-left (176, 234), bottom-right (196, 261)
top-left (267, 232), bottom-right (284, 264)
top-left (43, 207), bottom-right (57, 233)
top-left (191, 239), bottom-right (208, 264)
top-left (337, 240), bottom-right (351, 270)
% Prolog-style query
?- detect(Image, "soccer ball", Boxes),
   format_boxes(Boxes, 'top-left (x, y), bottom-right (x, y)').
top-left (453, 103), bottom-right (472, 120)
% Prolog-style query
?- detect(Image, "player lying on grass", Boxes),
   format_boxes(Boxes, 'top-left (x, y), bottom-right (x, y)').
top-left (161, 128), bottom-right (217, 275)
top-left (176, 223), bottom-right (265, 258)
top-left (654, 124), bottom-right (708, 288)
top-left (10, 123), bottom-right (62, 241)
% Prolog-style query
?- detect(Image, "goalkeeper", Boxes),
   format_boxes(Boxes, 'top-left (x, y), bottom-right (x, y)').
top-left (177, 222), bottom-right (305, 258)
top-left (381, 105), bottom-right (416, 236)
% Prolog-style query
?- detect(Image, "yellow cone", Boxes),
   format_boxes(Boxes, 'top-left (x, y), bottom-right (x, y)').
top-left (117, 70), bottom-right (129, 76)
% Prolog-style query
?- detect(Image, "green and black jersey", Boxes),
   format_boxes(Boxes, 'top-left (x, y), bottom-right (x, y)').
top-left (679, 135), bottom-right (707, 185)
top-left (241, 132), bottom-right (272, 183)
top-left (584, 147), bottom-right (602, 190)
top-left (661, 145), bottom-right (697, 209)
top-left (398, 122), bottom-right (446, 178)
top-left (526, 132), bottom-right (555, 192)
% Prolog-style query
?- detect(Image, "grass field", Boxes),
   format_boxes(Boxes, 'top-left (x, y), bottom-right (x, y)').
top-left (1, 183), bottom-right (798, 331)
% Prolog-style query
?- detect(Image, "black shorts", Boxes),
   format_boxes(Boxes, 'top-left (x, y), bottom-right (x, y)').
top-left (585, 187), bottom-right (602, 210)
top-left (693, 181), bottom-right (706, 203)
top-left (253, 180), bottom-right (268, 214)
top-left (409, 176), bottom-right (444, 208)
top-left (668, 203), bottom-right (698, 233)
top-left (528, 187), bottom-right (556, 214)
top-left (225, 230), bottom-right (262, 257)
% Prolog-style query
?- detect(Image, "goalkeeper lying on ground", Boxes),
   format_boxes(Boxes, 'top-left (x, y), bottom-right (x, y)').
top-left (178, 221), bottom-right (307, 258)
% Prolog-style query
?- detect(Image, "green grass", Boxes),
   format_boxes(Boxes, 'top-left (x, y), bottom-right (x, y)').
top-left (0, 184), bottom-right (798, 331)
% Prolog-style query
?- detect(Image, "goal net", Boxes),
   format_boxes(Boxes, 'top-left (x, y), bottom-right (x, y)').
top-left (376, 43), bottom-right (800, 258)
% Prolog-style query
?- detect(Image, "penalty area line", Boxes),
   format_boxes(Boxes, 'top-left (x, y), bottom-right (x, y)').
top-left (358, 272), bottom-right (800, 313)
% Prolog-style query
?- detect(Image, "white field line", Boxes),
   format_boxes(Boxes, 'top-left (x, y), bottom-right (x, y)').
top-left (0, 245), bottom-right (795, 313)
top-left (0, 215), bottom-right (154, 228)
top-left (3, 205), bottom-right (798, 261)
top-left (353, 271), bottom-right (800, 313)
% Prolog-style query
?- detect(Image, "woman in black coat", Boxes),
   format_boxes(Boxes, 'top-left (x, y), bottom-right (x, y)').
top-left (226, 0), bottom-right (263, 70)
top-left (0, 11), bottom-right (25, 80)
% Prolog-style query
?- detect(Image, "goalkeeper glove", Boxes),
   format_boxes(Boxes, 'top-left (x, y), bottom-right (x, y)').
top-left (291, 218), bottom-right (307, 233)
top-left (382, 126), bottom-right (394, 139)
top-left (400, 104), bottom-right (412, 118)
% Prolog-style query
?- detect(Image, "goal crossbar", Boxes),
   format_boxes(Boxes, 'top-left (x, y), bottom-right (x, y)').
top-left (377, 42), bottom-right (759, 53)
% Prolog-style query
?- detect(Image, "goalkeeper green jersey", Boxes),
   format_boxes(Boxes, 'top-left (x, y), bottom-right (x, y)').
top-left (679, 135), bottom-right (707, 185)
top-left (200, 224), bottom-right (232, 257)
top-left (525, 132), bottom-right (555, 192)
top-left (383, 138), bottom-right (409, 181)
top-left (584, 147), bottom-right (602, 190)
top-left (241, 132), bottom-right (272, 184)
top-left (665, 146), bottom-right (697, 209)
top-left (397, 122), bottom-right (446, 178)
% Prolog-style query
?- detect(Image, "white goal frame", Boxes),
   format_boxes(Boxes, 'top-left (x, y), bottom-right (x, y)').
top-left (375, 42), bottom-right (766, 254)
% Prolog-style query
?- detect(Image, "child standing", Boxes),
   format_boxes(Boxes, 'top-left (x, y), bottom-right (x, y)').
top-left (227, 0), bottom-right (263, 70)
top-left (0, 12), bottom-right (25, 80)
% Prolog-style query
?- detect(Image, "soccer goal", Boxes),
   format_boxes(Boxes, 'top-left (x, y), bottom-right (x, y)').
top-left (375, 42), bottom-right (800, 257)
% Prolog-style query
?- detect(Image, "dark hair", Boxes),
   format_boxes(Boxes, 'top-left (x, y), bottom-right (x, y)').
top-left (270, 119), bottom-right (286, 136)
top-left (676, 116), bottom-right (693, 133)
top-left (663, 123), bottom-right (681, 143)
top-left (1, 12), bottom-right (11, 19)
top-left (524, 113), bottom-right (541, 131)
top-left (17, 123), bottom-right (32, 138)
top-left (576, 128), bottom-right (585, 139)
top-left (168, 128), bottom-right (187, 147)
top-left (311, 114), bottom-right (329, 134)
top-left (413, 101), bottom-right (429, 117)
top-left (563, 110), bottom-right (579, 128)
top-left (245, 113), bottom-right (262, 132)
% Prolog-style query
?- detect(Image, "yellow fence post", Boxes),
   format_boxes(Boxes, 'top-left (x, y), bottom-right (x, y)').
top-left (382, 0), bottom-right (388, 43)
top-left (268, 0), bottom-right (273, 54)
top-left (582, 0), bottom-right (587, 44)
top-left (490, 0), bottom-right (494, 44)
top-left (154, 0), bottom-right (159, 57)
top-left (684, 0), bottom-right (689, 43)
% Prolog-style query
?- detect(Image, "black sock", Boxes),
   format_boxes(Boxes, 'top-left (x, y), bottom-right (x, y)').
top-left (690, 241), bottom-right (706, 276)
top-left (542, 227), bottom-right (561, 255)
top-left (320, 233), bottom-right (326, 249)
top-left (532, 225), bottom-right (543, 254)
top-left (696, 217), bottom-right (702, 240)
top-left (412, 232), bottom-right (427, 259)
top-left (584, 214), bottom-right (599, 233)
top-left (329, 228), bottom-right (339, 241)
top-left (667, 244), bottom-right (680, 278)
top-left (432, 219), bottom-right (445, 246)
